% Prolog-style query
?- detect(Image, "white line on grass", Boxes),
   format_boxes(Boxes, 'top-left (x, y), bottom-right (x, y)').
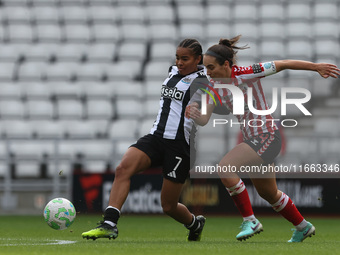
top-left (0, 238), bottom-right (77, 246)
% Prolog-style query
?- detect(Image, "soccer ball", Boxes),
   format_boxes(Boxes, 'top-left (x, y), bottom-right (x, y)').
top-left (43, 198), bottom-right (76, 230)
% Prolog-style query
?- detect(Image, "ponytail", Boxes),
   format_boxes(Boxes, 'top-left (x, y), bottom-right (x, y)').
top-left (206, 35), bottom-right (249, 66)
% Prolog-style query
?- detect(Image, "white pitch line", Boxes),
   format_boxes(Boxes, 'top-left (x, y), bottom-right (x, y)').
top-left (0, 238), bottom-right (77, 246)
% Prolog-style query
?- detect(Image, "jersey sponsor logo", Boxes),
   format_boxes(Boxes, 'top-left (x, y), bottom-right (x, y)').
top-left (161, 85), bottom-right (184, 100)
top-left (181, 77), bottom-right (192, 84)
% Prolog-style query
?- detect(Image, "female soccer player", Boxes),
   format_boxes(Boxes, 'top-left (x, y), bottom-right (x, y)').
top-left (185, 35), bottom-right (340, 242)
top-left (82, 38), bottom-right (209, 241)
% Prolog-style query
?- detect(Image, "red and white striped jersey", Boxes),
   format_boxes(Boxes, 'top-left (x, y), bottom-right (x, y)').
top-left (213, 62), bottom-right (278, 139)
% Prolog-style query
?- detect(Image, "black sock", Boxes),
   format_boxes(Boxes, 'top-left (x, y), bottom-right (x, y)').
top-left (186, 215), bottom-right (199, 230)
top-left (104, 207), bottom-right (120, 224)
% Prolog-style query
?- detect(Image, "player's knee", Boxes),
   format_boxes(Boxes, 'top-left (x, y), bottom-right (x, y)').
top-left (114, 163), bottom-right (131, 180)
top-left (161, 201), bottom-right (176, 215)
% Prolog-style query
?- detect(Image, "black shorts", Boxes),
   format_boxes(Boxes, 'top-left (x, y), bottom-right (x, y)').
top-left (130, 134), bottom-right (195, 184)
top-left (243, 130), bottom-right (281, 165)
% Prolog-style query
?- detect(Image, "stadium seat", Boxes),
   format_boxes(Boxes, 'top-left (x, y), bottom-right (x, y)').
top-left (144, 0), bottom-right (172, 5)
top-left (145, 5), bottom-right (175, 24)
top-left (117, 42), bottom-right (147, 62)
top-left (260, 22), bottom-right (285, 41)
top-left (115, 98), bottom-right (143, 119)
top-left (315, 39), bottom-right (339, 60)
top-left (259, 2), bottom-right (284, 22)
top-left (0, 162), bottom-right (7, 177)
top-left (144, 80), bottom-right (163, 98)
top-left (1, 6), bottom-right (32, 24)
top-left (173, 0), bottom-right (204, 5)
top-left (17, 62), bottom-right (46, 81)
top-left (9, 140), bottom-right (53, 160)
top-left (59, 6), bottom-right (88, 24)
top-left (144, 98), bottom-right (160, 118)
top-left (232, 22), bottom-right (258, 42)
top-left (177, 5), bottom-right (204, 24)
top-left (26, 99), bottom-right (55, 120)
top-left (232, 2), bottom-right (258, 23)
top-left (144, 60), bottom-right (172, 81)
top-left (86, 99), bottom-right (114, 120)
top-left (92, 24), bottom-right (121, 43)
top-left (62, 120), bottom-right (98, 139)
top-left (179, 23), bottom-right (204, 42)
top-left (286, 3), bottom-right (311, 21)
top-left (138, 117), bottom-right (156, 137)
top-left (206, 23), bottom-right (233, 43)
top-left (112, 81), bottom-right (143, 98)
top-left (0, 83), bottom-right (22, 100)
top-left (64, 24), bottom-right (92, 43)
top-left (1, 0), bottom-right (30, 6)
top-left (87, 0), bottom-right (114, 6)
top-left (45, 62), bottom-right (77, 81)
top-left (313, 21), bottom-right (339, 40)
top-left (314, 118), bottom-right (340, 137)
top-left (31, 6), bottom-right (60, 24)
top-left (116, 0), bottom-right (143, 6)
top-left (286, 22), bottom-right (312, 40)
top-left (75, 63), bottom-right (107, 82)
top-left (20, 82), bottom-right (52, 99)
top-left (106, 61), bottom-right (142, 81)
top-left (1, 120), bottom-right (33, 138)
top-left (259, 40), bottom-right (285, 60)
top-left (55, 43), bottom-right (87, 62)
top-left (120, 24), bottom-right (148, 43)
top-left (24, 43), bottom-right (56, 62)
top-left (148, 24), bottom-right (178, 43)
top-left (35, 24), bottom-right (63, 43)
top-left (6, 24), bottom-right (34, 43)
top-left (206, 3), bottom-right (230, 23)
top-left (87, 6), bottom-right (118, 24)
top-left (32, 120), bottom-right (65, 139)
top-left (118, 5), bottom-right (146, 24)
top-left (0, 100), bottom-right (25, 119)
top-left (80, 82), bottom-right (114, 99)
top-left (108, 119), bottom-right (138, 140)
top-left (31, 0), bottom-right (58, 6)
top-left (56, 99), bottom-right (84, 119)
top-left (286, 40), bottom-right (313, 61)
top-left (85, 43), bottom-right (116, 63)
top-left (0, 62), bottom-right (15, 81)
top-left (313, 3), bottom-right (338, 21)
top-left (14, 161), bottom-right (42, 178)
top-left (0, 43), bottom-right (28, 62)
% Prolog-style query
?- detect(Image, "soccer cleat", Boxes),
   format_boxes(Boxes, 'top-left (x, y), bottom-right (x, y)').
top-left (236, 219), bottom-right (263, 241)
top-left (82, 222), bottom-right (118, 240)
top-left (288, 222), bottom-right (315, 243)
top-left (187, 215), bottom-right (206, 241)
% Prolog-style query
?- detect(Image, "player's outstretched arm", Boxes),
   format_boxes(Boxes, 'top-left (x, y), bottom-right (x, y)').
top-left (274, 60), bottom-right (340, 79)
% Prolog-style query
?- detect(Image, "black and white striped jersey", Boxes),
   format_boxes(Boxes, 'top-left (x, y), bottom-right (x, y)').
top-left (149, 65), bottom-right (209, 144)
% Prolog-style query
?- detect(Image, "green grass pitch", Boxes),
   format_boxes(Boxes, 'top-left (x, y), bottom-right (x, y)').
top-left (0, 215), bottom-right (339, 255)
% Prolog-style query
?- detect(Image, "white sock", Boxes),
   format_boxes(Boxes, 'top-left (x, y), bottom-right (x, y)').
top-left (243, 215), bottom-right (256, 222)
top-left (104, 220), bottom-right (116, 227)
top-left (295, 219), bottom-right (308, 231)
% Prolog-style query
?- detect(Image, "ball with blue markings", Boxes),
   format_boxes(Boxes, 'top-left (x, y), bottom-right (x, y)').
top-left (43, 198), bottom-right (76, 230)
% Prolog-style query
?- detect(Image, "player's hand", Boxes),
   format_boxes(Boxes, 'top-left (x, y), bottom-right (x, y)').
top-left (316, 63), bottom-right (340, 78)
top-left (185, 102), bottom-right (201, 120)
